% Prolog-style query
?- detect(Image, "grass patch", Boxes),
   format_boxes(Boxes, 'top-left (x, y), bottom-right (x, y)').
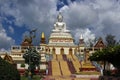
top-left (21, 75), bottom-right (43, 80)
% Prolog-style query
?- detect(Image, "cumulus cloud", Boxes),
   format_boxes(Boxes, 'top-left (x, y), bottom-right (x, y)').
top-left (0, 0), bottom-right (58, 45)
top-left (60, 0), bottom-right (120, 42)
top-left (0, 0), bottom-right (120, 48)
top-left (0, 24), bottom-right (15, 51)
top-left (73, 28), bottom-right (95, 44)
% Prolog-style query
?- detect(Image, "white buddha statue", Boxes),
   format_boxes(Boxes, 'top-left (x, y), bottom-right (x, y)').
top-left (52, 12), bottom-right (70, 32)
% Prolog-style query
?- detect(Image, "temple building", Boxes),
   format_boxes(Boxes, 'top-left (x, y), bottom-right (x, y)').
top-left (0, 13), bottom-right (108, 77)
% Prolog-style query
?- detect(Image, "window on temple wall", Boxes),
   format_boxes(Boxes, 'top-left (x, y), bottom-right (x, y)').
top-left (46, 49), bottom-right (48, 52)
top-left (89, 48), bottom-right (92, 51)
top-left (21, 50), bottom-right (24, 53)
top-left (37, 47), bottom-right (41, 50)
top-left (49, 49), bottom-right (50, 52)
top-left (12, 47), bottom-right (16, 49)
top-left (81, 49), bottom-right (84, 52)
top-left (12, 46), bottom-right (19, 49)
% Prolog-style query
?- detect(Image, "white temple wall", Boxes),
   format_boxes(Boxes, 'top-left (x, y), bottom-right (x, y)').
top-left (72, 48), bottom-right (75, 54)
top-left (48, 46), bottom-right (77, 54)
top-left (55, 47), bottom-right (61, 54)
top-left (17, 64), bottom-right (28, 69)
top-left (40, 64), bottom-right (46, 70)
top-left (64, 47), bottom-right (69, 54)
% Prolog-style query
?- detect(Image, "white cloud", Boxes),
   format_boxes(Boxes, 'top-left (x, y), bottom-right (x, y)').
top-left (0, 24), bottom-right (15, 50)
top-left (0, 0), bottom-right (58, 45)
top-left (0, 0), bottom-right (120, 47)
top-left (73, 28), bottom-right (95, 44)
top-left (8, 26), bottom-right (14, 34)
top-left (60, 0), bottom-right (120, 41)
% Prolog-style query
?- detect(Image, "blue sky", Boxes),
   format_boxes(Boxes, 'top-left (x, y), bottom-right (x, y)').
top-left (0, 0), bottom-right (120, 51)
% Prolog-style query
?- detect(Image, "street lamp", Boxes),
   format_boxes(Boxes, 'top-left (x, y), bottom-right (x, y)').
top-left (28, 49), bottom-right (32, 80)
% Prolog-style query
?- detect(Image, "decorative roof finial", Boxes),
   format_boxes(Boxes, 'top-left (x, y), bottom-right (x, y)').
top-left (40, 32), bottom-right (46, 44)
top-left (80, 34), bottom-right (83, 39)
top-left (41, 32), bottom-right (45, 38)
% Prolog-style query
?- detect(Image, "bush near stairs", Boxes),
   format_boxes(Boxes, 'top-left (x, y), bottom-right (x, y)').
top-left (0, 57), bottom-right (20, 80)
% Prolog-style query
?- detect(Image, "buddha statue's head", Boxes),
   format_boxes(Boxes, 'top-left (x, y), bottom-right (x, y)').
top-left (57, 12), bottom-right (63, 22)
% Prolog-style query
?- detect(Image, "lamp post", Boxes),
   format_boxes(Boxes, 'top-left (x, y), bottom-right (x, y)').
top-left (28, 48), bottom-right (32, 80)
top-left (23, 48), bottom-right (33, 80)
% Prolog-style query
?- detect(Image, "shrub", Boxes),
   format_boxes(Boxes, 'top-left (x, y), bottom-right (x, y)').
top-left (21, 63), bottom-right (25, 68)
top-left (0, 57), bottom-right (20, 80)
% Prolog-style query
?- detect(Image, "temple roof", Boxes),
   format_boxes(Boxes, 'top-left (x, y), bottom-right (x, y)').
top-left (94, 37), bottom-right (106, 48)
top-left (4, 54), bottom-right (15, 64)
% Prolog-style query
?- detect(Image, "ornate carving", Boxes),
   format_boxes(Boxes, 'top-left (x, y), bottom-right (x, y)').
top-left (21, 29), bottom-right (36, 46)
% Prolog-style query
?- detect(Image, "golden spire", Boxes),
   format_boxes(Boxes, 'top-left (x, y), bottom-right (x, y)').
top-left (40, 32), bottom-right (46, 44)
top-left (41, 32), bottom-right (45, 38)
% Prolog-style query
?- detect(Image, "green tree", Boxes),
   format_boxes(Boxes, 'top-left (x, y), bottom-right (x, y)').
top-left (0, 57), bottom-right (20, 80)
top-left (89, 45), bottom-right (120, 76)
top-left (106, 46), bottom-right (120, 70)
top-left (89, 49), bottom-right (107, 71)
top-left (23, 47), bottom-right (40, 77)
top-left (105, 34), bottom-right (117, 47)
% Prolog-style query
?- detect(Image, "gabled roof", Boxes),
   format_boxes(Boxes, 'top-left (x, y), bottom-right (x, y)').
top-left (4, 54), bottom-right (14, 64)
top-left (94, 37), bottom-right (106, 48)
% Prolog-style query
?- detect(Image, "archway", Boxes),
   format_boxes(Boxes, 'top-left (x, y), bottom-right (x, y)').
top-left (69, 48), bottom-right (72, 55)
top-left (52, 47), bottom-right (56, 54)
top-left (60, 47), bottom-right (64, 55)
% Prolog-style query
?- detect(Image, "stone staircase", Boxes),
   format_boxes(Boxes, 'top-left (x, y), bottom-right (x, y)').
top-left (49, 54), bottom-right (100, 77)
top-left (62, 54), bottom-right (67, 61)
top-left (57, 54), bottom-right (63, 61)
top-left (67, 60), bottom-right (76, 74)
top-left (72, 60), bottom-right (81, 73)
top-left (52, 61), bottom-right (61, 76)
top-left (66, 55), bottom-right (81, 73)
top-left (72, 54), bottom-right (79, 60)
top-left (60, 61), bottom-right (71, 76)
top-left (67, 54), bottom-right (74, 61)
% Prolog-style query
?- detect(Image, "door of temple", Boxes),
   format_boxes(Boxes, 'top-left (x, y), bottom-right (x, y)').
top-left (69, 48), bottom-right (72, 55)
top-left (60, 48), bottom-right (64, 54)
top-left (52, 47), bottom-right (56, 54)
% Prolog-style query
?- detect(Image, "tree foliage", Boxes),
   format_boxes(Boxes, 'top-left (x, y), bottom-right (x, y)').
top-left (89, 45), bottom-right (120, 70)
top-left (21, 63), bottom-right (25, 68)
top-left (0, 57), bottom-right (20, 80)
top-left (105, 34), bottom-right (117, 47)
top-left (23, 47), bottom-right (40, 75)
